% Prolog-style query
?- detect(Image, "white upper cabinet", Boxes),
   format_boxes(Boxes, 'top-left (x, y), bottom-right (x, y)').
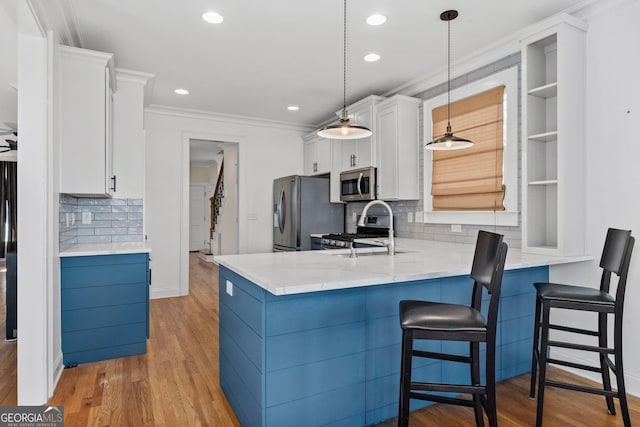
top-left (303, 133), bottom-right (332, 176)
top-left (59, 46), bottom-right (116, 197)
top-left (521, 15), bottom-right (587, 255)
top-left (112, 69), bottom-right (154, 199)
top-left (375, 95), bottom-right (421, 201)
top-left (336, 96), bottom-right (385, 172)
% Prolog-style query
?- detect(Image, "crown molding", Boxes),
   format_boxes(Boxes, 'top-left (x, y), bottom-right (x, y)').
top-left (145, 104), bottom-right (315, 133)
top-left (28, 0), bottom-right (82, 46)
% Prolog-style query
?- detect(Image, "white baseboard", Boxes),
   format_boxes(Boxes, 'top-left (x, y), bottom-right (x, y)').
top-left (551, 348), bottom-right (640, 398)
top-left (150, 287), bottom-right (185, 299)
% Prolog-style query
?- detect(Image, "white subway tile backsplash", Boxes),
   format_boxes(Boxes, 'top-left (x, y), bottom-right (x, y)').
top-left (59, 195), bottom-right (144, 247)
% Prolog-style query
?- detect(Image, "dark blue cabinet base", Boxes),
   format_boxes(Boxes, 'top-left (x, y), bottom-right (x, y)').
top-left (61, 253), bottom-right (150, 366)
top-left (219, 265), bottom-right (547, 427)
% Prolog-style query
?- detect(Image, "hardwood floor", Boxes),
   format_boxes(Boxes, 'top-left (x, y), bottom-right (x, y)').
top-left (41, 253), bottom-right (640, 426)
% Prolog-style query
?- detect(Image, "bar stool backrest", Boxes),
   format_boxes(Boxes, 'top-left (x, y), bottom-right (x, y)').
top-left (600, 228), bottom-right (634, 293)
top-left (470, 230), bottom-right (508, 329)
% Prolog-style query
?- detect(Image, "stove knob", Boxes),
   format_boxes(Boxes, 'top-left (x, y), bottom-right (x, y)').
top-left (330, 240), bottom-right (336, 246)
top-left (338, 241), bottom-right (346, 247)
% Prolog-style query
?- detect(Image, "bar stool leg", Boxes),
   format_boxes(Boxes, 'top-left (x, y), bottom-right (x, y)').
top-left (470, 342), bottom-right (484, 427)
top-left (398, 330), bottom-right (414, 427)
top-left (535, 302), bottom-right (551, 427)
top-left (598, 312), bottom-right (616, 414)
top-left (486, 342), bottom-right (497, 427)
top-left (614, 317), bottom-right (631, 427)
top-left (530, 295), bottom-right (542, 398)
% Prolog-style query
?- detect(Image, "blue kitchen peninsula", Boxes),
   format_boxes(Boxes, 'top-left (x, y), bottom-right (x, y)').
top-left (215, 239), bottom-right (590, 427)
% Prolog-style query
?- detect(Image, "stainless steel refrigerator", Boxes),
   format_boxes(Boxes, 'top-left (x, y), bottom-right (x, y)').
top-left (273, 175), bottom-right (344, 251)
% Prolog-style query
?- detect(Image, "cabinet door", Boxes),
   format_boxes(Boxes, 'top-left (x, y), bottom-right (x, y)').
top-left (105, 67), bottom-right (114, 196)
top-left (353, 107), bottom-right (373, 167)
top-left (304, 140), bottom-right (316, 175)
top-left (315, 138), bottom-right (332, 174)
top-left (304, 138), bottom-right (332, 175)
top-left (376, 107), bottom-right (398, 200)
top-left (59, 47), bottom-right (113, 196)
top-left (340, 139), bottom-right (357, 171)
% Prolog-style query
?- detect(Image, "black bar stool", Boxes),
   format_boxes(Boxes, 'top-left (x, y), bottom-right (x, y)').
top-left (529, 228), bottom-right (635, 427)
top-left (398, 230), bottom-right (508, 427)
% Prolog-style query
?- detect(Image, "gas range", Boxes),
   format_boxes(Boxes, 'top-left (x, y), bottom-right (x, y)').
top-left (320, 214), bottom-right (392, 249)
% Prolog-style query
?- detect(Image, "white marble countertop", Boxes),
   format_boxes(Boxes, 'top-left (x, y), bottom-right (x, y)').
top-left (215, 238), bottom-right (592, 296)
top-left (59, 241), bottom-right (151, 257)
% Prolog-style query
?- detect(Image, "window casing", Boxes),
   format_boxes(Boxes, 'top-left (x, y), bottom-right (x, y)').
top-left (423, 66), bottom-right (518, 226)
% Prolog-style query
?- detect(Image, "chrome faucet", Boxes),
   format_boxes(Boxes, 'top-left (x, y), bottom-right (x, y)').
top-left (357, 200), bottom-right (394, 256)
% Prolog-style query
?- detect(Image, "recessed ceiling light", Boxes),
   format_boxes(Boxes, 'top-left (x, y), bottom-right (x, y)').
top-left (364, 53), bottom-right (381, 62)
top-left (202, 11), bottom-right (224, 24)
top-left (366, 14), bottom-right (387, 26)
top-left (287, 106), bottom-right (300, 111)
top-left (174, 88), bottom-right (189, 95)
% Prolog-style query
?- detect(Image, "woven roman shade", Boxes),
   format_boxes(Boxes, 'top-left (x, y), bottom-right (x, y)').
top-left (431, 85), bottom-right (506, 211)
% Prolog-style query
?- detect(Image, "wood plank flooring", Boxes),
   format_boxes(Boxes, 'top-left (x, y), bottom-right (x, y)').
top-left (31, 253), bottom-right (639, 425)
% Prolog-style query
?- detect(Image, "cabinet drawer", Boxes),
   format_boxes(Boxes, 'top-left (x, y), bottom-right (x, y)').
top-left (62, 302), bottom-right (147, 332)
top-left (62, 283), bottom-right (147, 311)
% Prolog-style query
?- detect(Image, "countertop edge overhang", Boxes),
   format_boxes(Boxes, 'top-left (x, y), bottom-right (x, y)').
top-left (59, 242), bottom-right (152, 257)
top-left (215, 238), bottom-right (592, 296)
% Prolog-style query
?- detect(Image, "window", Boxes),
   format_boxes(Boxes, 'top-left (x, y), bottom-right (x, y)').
top-left (423, 66), bottom-right (518, 226)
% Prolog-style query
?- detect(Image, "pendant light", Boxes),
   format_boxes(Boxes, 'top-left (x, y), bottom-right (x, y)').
top-left (318, 0), bottom-right (372, 140)
top-left (425, 10), bottom-right (474, 150)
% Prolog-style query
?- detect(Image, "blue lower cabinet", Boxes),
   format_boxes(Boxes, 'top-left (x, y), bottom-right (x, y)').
top-left (219, 265), bottom-right (546, 427)
top-left (61, 253), bottom-right (150, 366)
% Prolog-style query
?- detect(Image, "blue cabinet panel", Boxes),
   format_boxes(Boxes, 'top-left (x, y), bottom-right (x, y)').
top-left (266, 322), bottom-right (364, 372)
top-left (365, 279), bottom-right (440, 319)
top-left (63, 322), bottom-right (146, 353)
top-left (64, 342), bottom-right (147, 366)
top-left (219, 303), bottom-right (263, 371)
top-left (220, 266), bottom-right (266, 302)
top-left (62, 283), bottom-right (147, 311)
top-left (61, 253), bottom-right (148, 267)
top-left (61, 263), bottom-right (147, 288)
top-left (266, 289), bottom-right (365, 336)
top-left (220, 348), bottom-right (263, 427)
top-left (219, 274), bottom-right (264, 337)
top-left (219, 328), bottom-right (263, 406)
top-left (266, 383), bottom-right (365, 427)
top-left (62, 303), bottom-right (146, 332)
top-left (266, 352), bottom-right (365, 407)
top-left (61, 253), bottom-right (149, 365)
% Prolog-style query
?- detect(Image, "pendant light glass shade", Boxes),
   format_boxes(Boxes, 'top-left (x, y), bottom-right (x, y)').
top-left (318, 0), bottom-right (371, 140)
top-left (425, 10), bottom-right (474, 151)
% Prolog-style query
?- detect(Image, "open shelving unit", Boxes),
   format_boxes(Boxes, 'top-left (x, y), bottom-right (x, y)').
top-left (521, 15), bottom-right (586, 256)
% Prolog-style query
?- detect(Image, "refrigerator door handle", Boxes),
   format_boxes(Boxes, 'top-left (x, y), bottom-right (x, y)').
top-left (277, 187), bottom-right (286, 233)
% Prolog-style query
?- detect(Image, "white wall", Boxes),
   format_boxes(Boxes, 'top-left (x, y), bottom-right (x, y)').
top-left (144, 108), bottom-right (307, 298)
top-left (190, 163), bottom-right (216, 184)
top-left (218, 143), bottom-right (238, 255)
top-left (549, 0), bottom-right (640, 396)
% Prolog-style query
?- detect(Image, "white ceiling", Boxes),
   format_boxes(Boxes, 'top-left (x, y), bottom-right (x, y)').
top-left (190, 139), bottom-right (224, 164)
top-left (3, 0), bottom-right (588, 129)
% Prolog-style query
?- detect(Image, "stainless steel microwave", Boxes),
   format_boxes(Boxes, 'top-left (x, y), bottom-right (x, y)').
top-left (340, 167), bottom-right (376, 202)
